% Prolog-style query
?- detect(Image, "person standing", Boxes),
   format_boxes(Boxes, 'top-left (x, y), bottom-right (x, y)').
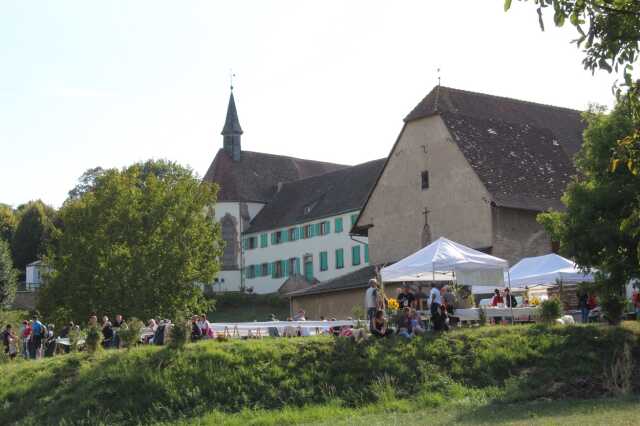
top-left (20, 320), bottom-right (31, 359)
top-left (578, 290), bottom-right (589, 323)
top-left (101, 316), bottom-right (114, 348)
top-left (429, 285), bottom-right (444, 331)
top-left (364, 279), bottom-right (379, 326)
top-left (2, 324), bottom-right (18, 359)
top-left (30, 315), bottom-right (44, 359)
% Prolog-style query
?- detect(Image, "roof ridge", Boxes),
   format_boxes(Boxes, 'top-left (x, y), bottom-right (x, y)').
top-left (439, 86), bottom-right (582, 114)
top-left (241, 150), bottom-right (349, 167)
top-left (276, 157), bottom-right (387, 188)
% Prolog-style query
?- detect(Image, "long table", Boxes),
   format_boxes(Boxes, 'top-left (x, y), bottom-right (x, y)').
top-left (208, 320), bottom-right (357, 337)
top-left (453, 307), bottom-right (540, 322)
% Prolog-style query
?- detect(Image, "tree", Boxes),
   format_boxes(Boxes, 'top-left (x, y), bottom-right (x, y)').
top-left (0, 239), bottom-right (17, 308)
top-left (11, 200), bottom-right (58, 274)
top-left (67, 167), bottom-right (105, 200)
top-left (38, 160), bottom-right (223, 322)
top-left (507, 0), bottom-right (640, 322)
top-left (0, 204), bottom-right (17, 244)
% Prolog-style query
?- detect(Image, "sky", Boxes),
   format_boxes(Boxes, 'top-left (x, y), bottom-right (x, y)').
top-left (0, 1), bottom-right (622, 208)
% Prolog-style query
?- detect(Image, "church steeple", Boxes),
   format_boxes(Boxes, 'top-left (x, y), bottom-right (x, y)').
top-left (222, 87), bottom-right (243, 161)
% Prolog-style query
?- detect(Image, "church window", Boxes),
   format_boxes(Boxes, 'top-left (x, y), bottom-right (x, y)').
top-left (421, 171), bottom-right (430, 190)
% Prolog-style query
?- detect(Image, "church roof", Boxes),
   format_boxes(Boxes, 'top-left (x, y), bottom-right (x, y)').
top-left (203, 149), bottom-right (348, 203)
top-left (246, 158), bottom-right (386, 233)
top-left (221, 92), bottom-right (243, 135)
top-left (408, 86), bottom-right (584, 212)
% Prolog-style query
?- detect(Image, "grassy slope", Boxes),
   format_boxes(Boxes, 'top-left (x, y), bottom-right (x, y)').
top-left (0, 322), bottom-right (638, 425)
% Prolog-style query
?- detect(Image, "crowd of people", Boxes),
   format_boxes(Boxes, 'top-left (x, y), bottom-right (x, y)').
top-left (1, 315), bottom-right (57, 360)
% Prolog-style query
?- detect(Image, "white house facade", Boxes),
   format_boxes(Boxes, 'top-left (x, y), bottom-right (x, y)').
top-left (242, 211), bottom-right (369, 294)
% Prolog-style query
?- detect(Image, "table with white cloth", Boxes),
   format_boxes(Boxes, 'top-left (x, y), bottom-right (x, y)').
top-left (207, 320), bottom-right (357, 338)
top-left (452, 307), bottom-right (540, 323)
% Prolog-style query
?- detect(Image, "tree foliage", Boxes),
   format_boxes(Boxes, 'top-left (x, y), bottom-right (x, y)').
top-left (0, 204), bottom-right (17, 244)
top-left (11, 200), bottom-right (58, 273)
top-left (508, 0), bottom-right (640, 322)
top-left (0, 239), bottom-right (17, 308)
top-left (38, 160), bottom-right (223, 322)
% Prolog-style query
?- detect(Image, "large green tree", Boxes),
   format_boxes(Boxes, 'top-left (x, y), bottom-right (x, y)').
top-left (38, 160), bottom-right (223, 322)
top-left (507, 0), bottom-right (640, 322)
top-left (0, 239), bottom-right (17, 308)
top-left (0, 204), bottom-right (17, 244)
top-left (11, 200), bottom-right (58, 274)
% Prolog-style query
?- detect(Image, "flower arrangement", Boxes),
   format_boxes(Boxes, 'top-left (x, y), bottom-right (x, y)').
top-left (530, 296), bottom-right (541, 306)
top-left (387, 298), bottom-right (400, 311)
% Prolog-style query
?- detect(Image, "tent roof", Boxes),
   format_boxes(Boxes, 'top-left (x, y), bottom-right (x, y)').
top-left (381, 237), bottom-right (508, 282)
top-left (508, 253), bottom-right (596, 288)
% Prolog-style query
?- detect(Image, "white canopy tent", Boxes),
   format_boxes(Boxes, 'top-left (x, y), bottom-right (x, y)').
top-left (508, 254), bottom-right (596, 289)
top-left (381, 237), bottom-right (509, 287)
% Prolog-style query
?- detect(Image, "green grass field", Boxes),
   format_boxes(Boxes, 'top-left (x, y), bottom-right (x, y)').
top-left (0, 322), bottom-right (638, 425)
top-left (162, 397), bottom-right (640, 425)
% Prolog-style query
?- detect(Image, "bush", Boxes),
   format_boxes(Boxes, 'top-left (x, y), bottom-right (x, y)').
top-left (117, 318), bottom-right (144, 349)
top-left (85, 325), bottom-right (102, 354)
top-left (168, 316), bottom-right (190, 350)
top-left (540, 298), bottom-right (562, 324)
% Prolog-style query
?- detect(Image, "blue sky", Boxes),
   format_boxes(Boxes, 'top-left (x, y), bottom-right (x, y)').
top-left (0, 1), bottom-right (620, 208)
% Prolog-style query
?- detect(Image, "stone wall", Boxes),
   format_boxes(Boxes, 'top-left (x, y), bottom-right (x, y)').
top-left (12, 291), bottom-right (37, 311)
top-left (491, 206), bottom-right (553, 266)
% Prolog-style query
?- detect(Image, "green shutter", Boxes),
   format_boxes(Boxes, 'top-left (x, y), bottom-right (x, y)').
top-left (282, 230), bottom-right (288, 243)
top-left (320, 251), bottom-right (328, 271)
top-left (325, 221), bottom-right (331, 234)
top-left (283, 259), bottom-right (289, 277)
top-left (336, 249), bottom-right (344, 269)
top-left (299, 226), bottom-right (305, 239)
top-left (309, 224), bottom-right (315, 238)
top-left (335, 217), bottom-right (343, 233)
top-left (295, 257), bottom-right (301, 274)
top-left (351, 214), bottom-right (358, 226)
top-left (352, 245), bottom-right (361, 266)
top-left (242, 238), bottom-right (247, 250)
top-left (314, 223), bottom-right (321, 236)
top-left (292, 227), bottom-right (298, 240)
top-left (271, 232), bottom-right (276, 244)
top-left (364, 244), bottom-right (369, 263)
top-left (261, 233), bottom-right (268, 248)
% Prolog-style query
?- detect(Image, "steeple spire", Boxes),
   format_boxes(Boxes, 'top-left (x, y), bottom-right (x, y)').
top-left (221, 87), bottom-right (243, 161)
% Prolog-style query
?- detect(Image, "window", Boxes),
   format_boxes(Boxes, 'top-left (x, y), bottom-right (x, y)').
top-left (304, 255), bottom-right (314, 282)
top-left (335, 249), bottom-right (344, 269)
top-left (335, 217), bottom-right (343, 233)
top-left (364, 244), bottom-right (369, 264)
top-left (320, 221), bottom-right (330, 235)
top-left (274, 261), bottom-right (283, 278)
top-left (320, 251), bottom-right (328, 271)
top-left (352, 245), bottom-right (361, 266)
top-left (247, 265), bottom-right (256, 279)
top-left (421, 170), bottom-right (429, 190)
top-left (288, 228), bottom-right (296, 241)
top-left (303, 224), bottom-right (312, 239)
top-left (275, 231), bottom-right (283, 244)
top-left (261, 263), bottom-right (269, 277)
top-left (288, 258), bottom-right (298, 275)
top-left (350, 214), bottom-right (358, 226)
top-left (247, 237), bottom-right (257, 249)
top-left (260, 233), bottom-right (268, 248)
